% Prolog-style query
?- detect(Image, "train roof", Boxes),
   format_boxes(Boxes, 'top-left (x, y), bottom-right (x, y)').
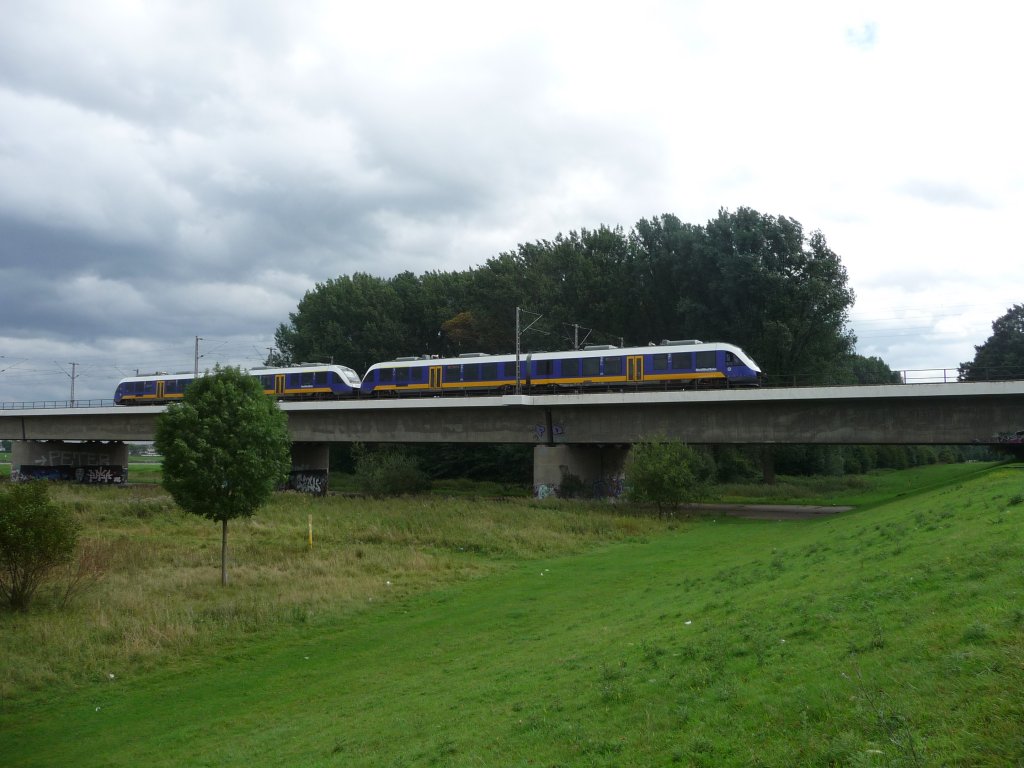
top-left (364, 341), bottom-right (759, 371)
top-left (116, 363), bottom-right (360, 384)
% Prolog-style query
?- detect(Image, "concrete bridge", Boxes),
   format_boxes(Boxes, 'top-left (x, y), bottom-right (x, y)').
top-left (3, 381), bottom-right (1023, 493)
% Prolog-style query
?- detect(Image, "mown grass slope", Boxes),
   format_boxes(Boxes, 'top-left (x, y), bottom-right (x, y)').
top-left (1, 463), bottom-right (1022, 766)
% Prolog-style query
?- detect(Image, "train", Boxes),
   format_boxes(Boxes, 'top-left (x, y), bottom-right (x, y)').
top-left (114, 364), bottom-right (363, 405)
top-left (113, 340), bottom-right (761, 405)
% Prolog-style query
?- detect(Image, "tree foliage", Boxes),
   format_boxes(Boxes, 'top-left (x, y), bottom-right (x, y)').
top-left (0, 482), bottom-right (79, 611)
top-left (625, 439), bottom-right (714, 511)
top-left (270, 207), bottom-right (863, 481)
top-left (154, 365), bottom-right (291, 585)
top-left (959, 304), bottom-right (1024, 381)
top-left (270, 208), bottom-right (857, 385)
top-left (352, 445), bottom-right (431, 497)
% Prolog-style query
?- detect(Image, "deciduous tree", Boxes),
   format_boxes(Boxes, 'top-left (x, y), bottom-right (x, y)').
top-left (154, 365), bottom-right (291, 586)
top-left (959, 304), bottom-right (1024, 381)
top-left (0, 482), bottom-right (79, 611)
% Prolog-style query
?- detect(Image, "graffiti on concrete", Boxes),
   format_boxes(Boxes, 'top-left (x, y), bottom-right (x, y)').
top-left (13, 465), bottom-right (125, 484)
top-left (592, 475), bottom-right (625, 499)
top-left (76, 466), bottom-right (125, 484)
top-left (13, 467), bottom-right (71, 482)
top-left (33, 449), bottom-right (113, 467)
top-left (533, 423), bottom-right (565, 441)
top-left (533, 475), bottom-right (625, 500)
top-left (287, 470), bottom-right (328, 496)
top-left (534, 483), bottom-right (557, 500)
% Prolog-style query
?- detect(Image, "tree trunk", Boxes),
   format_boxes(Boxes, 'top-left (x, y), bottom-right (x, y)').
top-left (221, 518), bottom-right (229, 586)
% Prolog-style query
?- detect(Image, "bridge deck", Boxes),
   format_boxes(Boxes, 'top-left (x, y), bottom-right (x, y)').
top-left (1, 381), bottom-right (1023, 445)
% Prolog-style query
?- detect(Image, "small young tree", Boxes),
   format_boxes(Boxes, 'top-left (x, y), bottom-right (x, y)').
top-left (154, 365), bottom-right (291, 586)
top-left (625, 439), bottom-right (714, 513)
top-left (0, 482), bottom-right (80, 611)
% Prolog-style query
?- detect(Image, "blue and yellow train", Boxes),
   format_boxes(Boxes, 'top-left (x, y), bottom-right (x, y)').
top-left (360, 340), bottom-right (761, 395)
top-left (113, 340), bottom-right (761, 405)
top-left (114, 364), bottom-right (363, 405)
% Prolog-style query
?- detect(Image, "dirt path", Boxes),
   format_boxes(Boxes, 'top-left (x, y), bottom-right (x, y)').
top-left (684, 503), bottom-right (854, 521)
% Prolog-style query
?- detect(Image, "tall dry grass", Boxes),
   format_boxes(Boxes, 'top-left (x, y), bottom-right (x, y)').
top-left (0, 484), bottom-right (671, 702)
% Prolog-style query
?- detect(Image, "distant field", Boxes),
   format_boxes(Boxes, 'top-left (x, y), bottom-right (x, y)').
top-left (1, 461), bottom-right (1022, 765)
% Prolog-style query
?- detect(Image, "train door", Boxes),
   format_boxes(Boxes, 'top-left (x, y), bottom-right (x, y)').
top-left (274, 374), bottom-right (286, 395)
top-left (156, 381), bottom-right (165, 400)
top-left (428, 366), bottom-right (442, 390)
top-left (627, 355), bottom-right (644, 383)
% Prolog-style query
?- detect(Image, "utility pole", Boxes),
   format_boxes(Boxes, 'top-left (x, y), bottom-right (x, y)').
top-left (68, 362), bottom-right (77, 406)
top-left (194, 336), bottom-right (203, 376)
top-left (514, 307), bottom-right (543, 395)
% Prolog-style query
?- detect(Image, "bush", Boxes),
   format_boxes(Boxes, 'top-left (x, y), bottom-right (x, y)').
top-left (625, 439), bottom-right (715, 512)
top-left (0, 483), bottom-right (80, 611)
top-left (354, 447), bottom-right (431, 497)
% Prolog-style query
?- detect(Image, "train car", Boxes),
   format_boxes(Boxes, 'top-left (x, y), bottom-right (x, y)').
top-left (113, 363), bottom-right (362, 405)
top-left (359, 340), bottom-right (761, 396)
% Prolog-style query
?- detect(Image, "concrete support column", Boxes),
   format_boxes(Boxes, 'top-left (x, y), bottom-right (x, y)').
top-left (11, 440), bottom-right (128, 484)
top-left (287, 442), bottom-right (330, 495)
top-left (533, 444), bottom-right (628, 499)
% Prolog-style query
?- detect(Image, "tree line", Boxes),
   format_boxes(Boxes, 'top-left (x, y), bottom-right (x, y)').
top-left (272, 207), bottom-right (897, 386)
top-left (269, 207), bottom-right (1019, 482)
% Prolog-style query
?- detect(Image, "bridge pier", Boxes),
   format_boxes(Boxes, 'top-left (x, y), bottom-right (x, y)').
top-left (533, 445), bottom-right (628, 499)
top-left (287, 442), bottom-right (330, 495)
top-left (10, 440), bottom-right (128, 484)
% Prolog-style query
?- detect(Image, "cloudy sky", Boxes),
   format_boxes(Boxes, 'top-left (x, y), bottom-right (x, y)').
top-left (1, 0), bottom-right (1021, 403)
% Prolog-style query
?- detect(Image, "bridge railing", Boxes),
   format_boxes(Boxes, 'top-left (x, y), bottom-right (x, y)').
top-left (0, 399), bottom-right (115, 410)
top-left (2, 366), bottom-right (1024, 409)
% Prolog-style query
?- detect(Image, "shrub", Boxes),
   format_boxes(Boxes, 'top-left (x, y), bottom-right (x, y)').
top-left (625, 439), bottom-right (715, 512)
top-left (0, 482), bottom-right (80, 611)
top-left (354, 447), bottom-right (431, 497)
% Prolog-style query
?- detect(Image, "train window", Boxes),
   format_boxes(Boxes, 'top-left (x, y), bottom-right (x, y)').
top-left (445, 364), bottom-right (461, 381)
top-left (379, 368), bottom-right (394, 383)
top-left (481, 362), bottom-right (497, 380)
top-left (603, 356), bottom-right (622, 376)
top-left (536, 360), bottom-right (553, 376)
top-left (463, 364), bottom-right (480, 381)
top-left (673, 353), bottom-right (694, 370)
top-left (503, 361), bottom-right (518, 378)
top-left (582, 357), bottom-right (599, 377)
top-left (652, 354), bottom-right (668, 371)
top-left (562, 358), bottom-right (579, 376)
top-left (725, 352), bottom-right (739, 365)
top-left (260, 375), bottom-right (273, 389)
top-left (408, 367), bottom-right (423, 382)
top-left (695, 351), bottom-right (717, 370)
top-left (396, 368), bottom-right (409, 384)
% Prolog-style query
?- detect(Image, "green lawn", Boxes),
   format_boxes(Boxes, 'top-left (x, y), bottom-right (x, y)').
top-left (2, 464), bottom-right (1023, 765)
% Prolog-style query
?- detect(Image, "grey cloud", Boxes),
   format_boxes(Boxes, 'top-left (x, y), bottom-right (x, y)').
top-left (896, 179), bottom-right (994, 210)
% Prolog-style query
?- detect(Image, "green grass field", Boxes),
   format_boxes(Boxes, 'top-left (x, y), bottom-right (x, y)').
top-left (1, 463), bottom-right (1023, 766)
